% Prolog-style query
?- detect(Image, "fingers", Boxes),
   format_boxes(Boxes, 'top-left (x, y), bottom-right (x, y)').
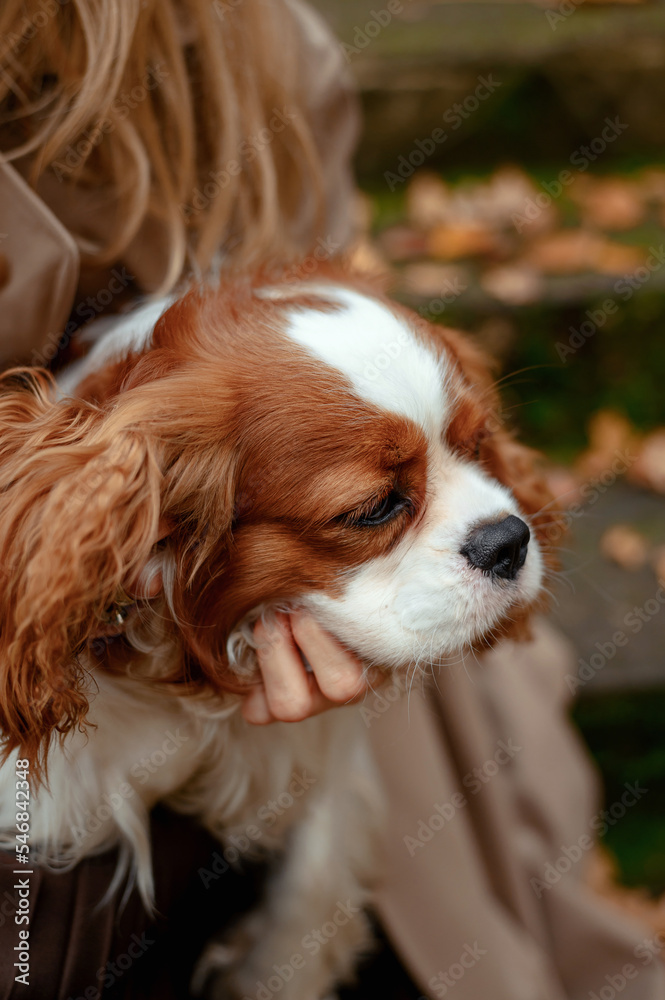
top-left (241, 612), bottom-right (371, 726)
top-left (241, 677), bottom-right (342, 726)
top-left (241, 683), bottom-right (278, 725)
top-left (289, 611), bottom-right (366, 703)
top-left (249, 614), bottom-right (316, 722)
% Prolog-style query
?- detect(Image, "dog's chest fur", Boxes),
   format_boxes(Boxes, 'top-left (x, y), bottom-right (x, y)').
top-left (0, 672), bottom-right (379, 904)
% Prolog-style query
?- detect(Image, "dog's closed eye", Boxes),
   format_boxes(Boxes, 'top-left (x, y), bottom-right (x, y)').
top-left (336, 488), bottom-right (414, 529)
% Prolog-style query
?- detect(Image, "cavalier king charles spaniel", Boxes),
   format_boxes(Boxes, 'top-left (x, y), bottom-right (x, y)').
top-left (0, 267), bottom-right (554, 999)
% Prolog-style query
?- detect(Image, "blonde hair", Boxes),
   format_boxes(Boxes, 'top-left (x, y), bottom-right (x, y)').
top-left (0, 0), bottom-right (326, 291)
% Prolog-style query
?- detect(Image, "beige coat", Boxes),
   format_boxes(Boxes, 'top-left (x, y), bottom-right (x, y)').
top-left (1, 3), bottom-right (662, 997)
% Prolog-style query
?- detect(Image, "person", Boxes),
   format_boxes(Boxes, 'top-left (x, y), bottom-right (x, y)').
top-left (0, 2), bottom-right (662, 998)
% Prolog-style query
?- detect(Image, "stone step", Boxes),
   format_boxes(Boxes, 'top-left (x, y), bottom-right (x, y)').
top-left (312, 1), bottom-right (665, 171)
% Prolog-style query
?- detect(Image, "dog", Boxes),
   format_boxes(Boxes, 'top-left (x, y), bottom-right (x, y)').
top-left (0, 267), bottom-right (554, 998)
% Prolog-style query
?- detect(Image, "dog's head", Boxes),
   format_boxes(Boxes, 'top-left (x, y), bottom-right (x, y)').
top-left (0, 268), bottom-right (558, 771)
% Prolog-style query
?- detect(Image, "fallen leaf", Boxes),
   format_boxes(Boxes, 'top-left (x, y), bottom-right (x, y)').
top-left (640, 168), bottom-right (665, 203)
top-left (377, 225), bottom-right (428, 262)
top-left (571, 177), bottom-right (645, 231)
top-left (576, 410), bottom-right (638, 480)
top-left (595, 242), bottom-right (645, 275)
top-left (352, 190), bottom-right (374, 234)
top-left (406, 172), bottom-right (451, 230)
top-left (588, 410), bottom-right (635, 454)
top-left (452, 166), bottom-right (548, 231)
top-left (527, 230), bottom-right (644, 275)
top-left (399, 261), bottom-right (469, 299)
top-left (513, 199), bottom-right (559, 239)
top-left (586, 848), bottom-right (665, 938)
top-left (480, 265), bottom-right (542, 305)
top-left (527, 230), bottom-right (605, 274)
top-left (651, 546), bottom-right (665, 584)
top-left (628, 429), bottom-right (665, 495)
top-left (544, 466), bottom-right (580, 506)
top-left (427, 224), bottom-right (499, 260)
top-left (484, 166), bottom-right (543, 226)
top-left (346, 237), bottom-right (392, 281)
top-left (407, 166), bottom-right (554, 237)
top-left (600, 524), bottom-right (649, 571)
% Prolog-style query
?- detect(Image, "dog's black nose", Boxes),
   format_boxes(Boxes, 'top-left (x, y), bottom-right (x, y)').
top-left (461, 515), bottom-right (530, 581)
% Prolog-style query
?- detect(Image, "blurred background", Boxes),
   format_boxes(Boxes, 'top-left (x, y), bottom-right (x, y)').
top-left (314, 0), bottom-right (665, 928)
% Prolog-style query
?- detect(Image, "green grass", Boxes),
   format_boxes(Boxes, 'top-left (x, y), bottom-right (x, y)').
top-left (573, 690), bottom-right (665, 895)
top-left (499, 295), bottom-right (665, 455)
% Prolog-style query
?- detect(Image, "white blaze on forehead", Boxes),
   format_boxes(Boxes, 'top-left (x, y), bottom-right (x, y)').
top-left (282, 286), bottom-right (449, 435)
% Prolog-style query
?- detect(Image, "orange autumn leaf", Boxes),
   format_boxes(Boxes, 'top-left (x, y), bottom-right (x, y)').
top-left (600, 524), bottom-right (649, 571)
top-left (427, 224), bottom-right (499, 261)
top-left (628, 430), bottom-right (665, 495)
top-left (571, 177), bottom-right (645, 231)
top-left (527, 230), bottom-right (644, 275)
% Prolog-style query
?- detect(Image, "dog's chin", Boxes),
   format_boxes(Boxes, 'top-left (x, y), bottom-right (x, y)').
top-left (291, 583), bottom-right (540, 678)
top-left (443, 581), bottom-right (539, 655)
top-left (224, 550), bottom-right (543, 683)
top-left (350, 608), bottom-right (534, 676)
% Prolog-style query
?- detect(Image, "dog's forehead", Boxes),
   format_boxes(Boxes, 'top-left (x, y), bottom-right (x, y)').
top-left (280, 287), bottom-right (450, 437)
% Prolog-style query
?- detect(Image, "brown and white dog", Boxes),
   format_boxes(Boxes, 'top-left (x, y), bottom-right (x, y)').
top-left (0, 268), bottom-right (555, 998)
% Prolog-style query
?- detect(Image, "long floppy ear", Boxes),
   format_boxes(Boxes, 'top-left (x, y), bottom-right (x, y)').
top-left (0, 370), bottom-right (161, 776)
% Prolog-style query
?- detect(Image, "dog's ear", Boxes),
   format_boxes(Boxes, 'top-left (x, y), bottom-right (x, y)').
top-left (434, 324), bottom-right (563, 558)
top-left (159, 448), bottom-right (249, 696)
top-left (0, 370), bottom-right (161, 777)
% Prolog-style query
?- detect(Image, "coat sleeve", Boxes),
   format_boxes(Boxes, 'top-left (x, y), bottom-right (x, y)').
top-left (0, 160), bottom-right (79, 369)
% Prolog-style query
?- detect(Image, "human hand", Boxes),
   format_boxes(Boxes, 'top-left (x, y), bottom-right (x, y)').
top-left (241, 611), bottom-right (375, 725)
